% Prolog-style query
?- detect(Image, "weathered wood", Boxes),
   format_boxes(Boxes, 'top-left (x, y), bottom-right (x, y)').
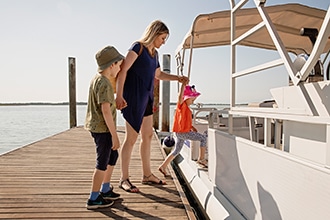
top-left (162, 54), bottom-right (171, 132)
top-left (153, 79), bottom-right (160, 130)
top-left (68, 57), bottom-right (76, 128)
top-left (0, 126), bottom-right (195, 220)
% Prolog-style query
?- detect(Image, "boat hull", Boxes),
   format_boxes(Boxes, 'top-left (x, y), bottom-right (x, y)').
top-left (175, 128), bottom-right (330, 219)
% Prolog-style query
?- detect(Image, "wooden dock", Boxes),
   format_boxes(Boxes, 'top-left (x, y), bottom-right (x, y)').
top-left (0, 126), bottom-right (195, 220)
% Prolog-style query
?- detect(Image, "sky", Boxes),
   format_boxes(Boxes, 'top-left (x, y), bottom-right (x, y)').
top-left (0, 0), bottom-right (329, 104)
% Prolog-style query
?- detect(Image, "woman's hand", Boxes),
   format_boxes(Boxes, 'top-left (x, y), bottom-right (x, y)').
top-left (178, 75), bottom-right (189, 84)
top-left (115, 96), bottom-right (127, 110)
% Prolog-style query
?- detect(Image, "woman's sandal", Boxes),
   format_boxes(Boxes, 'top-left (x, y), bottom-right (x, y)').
top-left (142, 173), bottom-right (166, 185)
top-left (197, 159), bottom-right (208, 168)
top-left (119, 179), bottom-right (139, 193)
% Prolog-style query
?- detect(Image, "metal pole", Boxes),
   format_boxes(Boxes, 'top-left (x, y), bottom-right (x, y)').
top-left (68, 57), bottom-right (77, 128)
top-left (162, 54), bottom-right (171, 131)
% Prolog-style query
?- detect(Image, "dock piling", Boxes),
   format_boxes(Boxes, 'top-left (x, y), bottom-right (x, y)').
top-left (162, 54), bottom-right (171, 131)
top-left (68, 57), bottom-right (77, 128)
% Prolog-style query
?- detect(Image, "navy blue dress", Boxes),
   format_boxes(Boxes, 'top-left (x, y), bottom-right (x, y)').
top-left (122, 42), bottom-right (160, 133)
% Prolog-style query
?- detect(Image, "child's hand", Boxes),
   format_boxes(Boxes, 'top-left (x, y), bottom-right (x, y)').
top-left (178, 75), bottom-right (189, 84)
top-left (116, 96), bottom-right (127, 110)
top-left (111, 136), bottom-right (120, 150)
top-left (191, 126), bottom-right (197, 132)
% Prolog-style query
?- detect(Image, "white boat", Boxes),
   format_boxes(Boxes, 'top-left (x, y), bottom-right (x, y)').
top-left (171, 1), bottom-right (330, 219)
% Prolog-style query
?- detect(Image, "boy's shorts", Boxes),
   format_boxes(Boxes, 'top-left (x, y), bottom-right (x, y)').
top-left (91, 132), bottom-right (118, 171)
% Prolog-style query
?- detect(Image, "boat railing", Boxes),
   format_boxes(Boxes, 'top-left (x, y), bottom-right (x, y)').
top-left (191, 107), bottom-right (220, 125)
top-left (191, 103), bottom-right (330, 166)
top-left (230, 105), bottom-right (330, 166)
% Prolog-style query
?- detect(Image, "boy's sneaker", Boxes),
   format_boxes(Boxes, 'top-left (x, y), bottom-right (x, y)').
top-left (101, 189), bottom-right (120, 200)
top-left (86, 194), bottom-right (114, 210)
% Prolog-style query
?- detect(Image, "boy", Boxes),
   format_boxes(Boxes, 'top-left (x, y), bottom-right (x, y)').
top-left (84, 46), bottom-right (124, 210)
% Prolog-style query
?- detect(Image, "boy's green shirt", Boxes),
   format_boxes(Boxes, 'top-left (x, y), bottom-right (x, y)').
top-left (85, 74), bottom-right (116, 133)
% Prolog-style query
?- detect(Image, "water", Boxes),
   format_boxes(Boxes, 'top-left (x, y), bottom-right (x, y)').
top-left (0, 104), bottom-right (226, 155)
top-left (0, 105), bottom-right (79, 155)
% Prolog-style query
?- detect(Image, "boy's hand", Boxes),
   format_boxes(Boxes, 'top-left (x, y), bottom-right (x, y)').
top-left (111, 135), bottom-right (120, 150)
top-left (115, 96), bottom-right (127, 110)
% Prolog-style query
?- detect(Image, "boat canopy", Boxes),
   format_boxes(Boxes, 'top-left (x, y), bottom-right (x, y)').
top-left (176, 3), bottom-right (330, 55)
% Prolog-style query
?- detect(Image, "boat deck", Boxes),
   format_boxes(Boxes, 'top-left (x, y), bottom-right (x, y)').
top-left (0, 126), bottom-right (194, 220)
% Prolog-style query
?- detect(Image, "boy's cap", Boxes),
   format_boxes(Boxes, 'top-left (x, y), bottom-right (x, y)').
top-left (96, 46), bottom-right (124, 73)
top-left (183, 85), bottom-right (201, 101)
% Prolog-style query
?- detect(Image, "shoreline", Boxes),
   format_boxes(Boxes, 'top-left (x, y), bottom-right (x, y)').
top-left (0, 102), bottom-right (233, 106)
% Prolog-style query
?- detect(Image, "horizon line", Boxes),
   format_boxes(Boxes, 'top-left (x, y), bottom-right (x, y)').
top-left (0, 102), bottom-right (235, 106)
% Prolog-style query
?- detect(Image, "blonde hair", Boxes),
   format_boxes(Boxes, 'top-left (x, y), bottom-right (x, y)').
top-left (140, 20), bottom-right (169, 46)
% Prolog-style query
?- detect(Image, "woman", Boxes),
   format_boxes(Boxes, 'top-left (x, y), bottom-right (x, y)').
top-left (116, 20), bottom-right (188, 192)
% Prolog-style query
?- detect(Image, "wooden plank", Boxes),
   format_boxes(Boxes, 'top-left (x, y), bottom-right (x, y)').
top-left (0, 126), bottom-right (195, 220)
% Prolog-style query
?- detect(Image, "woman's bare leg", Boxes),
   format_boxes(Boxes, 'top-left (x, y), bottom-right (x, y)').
top-left (120, 121), bottom-right (138, 180)
top-left (139, 115), bottom-right (153, 176)
top-left (140, 115), bottom-right (166, 184)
